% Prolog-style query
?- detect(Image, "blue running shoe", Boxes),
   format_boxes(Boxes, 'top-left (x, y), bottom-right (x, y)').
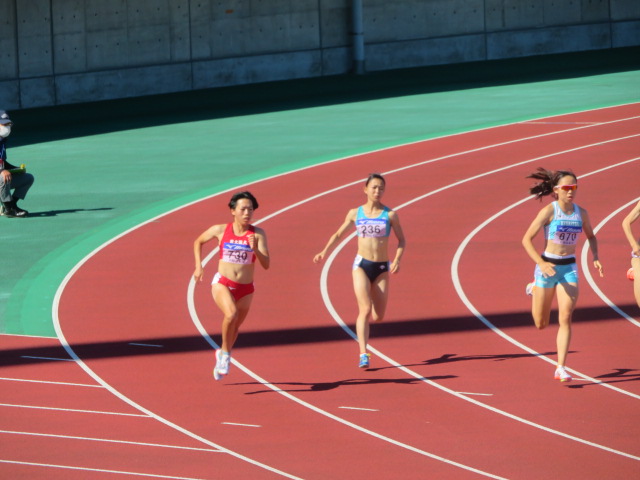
top-left (359, 353), bottom-right (370, 369)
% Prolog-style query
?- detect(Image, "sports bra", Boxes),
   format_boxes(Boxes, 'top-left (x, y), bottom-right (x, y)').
top-left (220, 223), bottom-right (256, 264)
top-left (545, 201), bottom-right (582, 246)
top-left (355, 206), bottom-right (391, 238)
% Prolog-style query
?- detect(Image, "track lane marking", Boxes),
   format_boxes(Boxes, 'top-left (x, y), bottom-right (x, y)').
top-left (451, 157), bottom-right (640, 400)
top-left (20, 356), bottom-right (73, 362)
top-left (0, 459), bottom-right (212, 480)
top-left (188, 309), bottom-right (508, 479)
top-left (339, 406), bottom-right (380, 411)
top-left (221, 422), bottom-right (261, 428)
top-left (0, 429), bottom-right (221, 452)
top-left (318, 154), bottom-right (640, 460)
top-left (53, 105), bottom-right (640, 479)
top-left (0, 403), bottom-right (148, 417)
top-left (581, 196), bottom-right (640, 328)
top-left (189, 117), bottom-right (640, 471)
top-left (0, 333), bottom-right (58, 339)
top-left (0, 377), bottom-right (102, 388)
top-left (50, 315), bottom-right (303, 480)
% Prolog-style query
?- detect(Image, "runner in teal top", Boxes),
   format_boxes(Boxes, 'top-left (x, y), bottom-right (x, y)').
top-left (314, 173), bottom-right (406, 369)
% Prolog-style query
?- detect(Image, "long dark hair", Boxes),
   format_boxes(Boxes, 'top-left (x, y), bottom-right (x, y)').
top-left (527, 168), bottom-right (577, 200)
top-left (228, 191), bottom-right (259, 210)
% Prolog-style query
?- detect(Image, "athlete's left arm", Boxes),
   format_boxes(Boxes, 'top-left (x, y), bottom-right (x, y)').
top-left (582, 208), bottom-right (603, 277)
top-left (389, 210), bottom-right (406, 274)
top-left (622, 201), bottom-right (640, 256)
top-left (250, 227), bottom-right (270, 270)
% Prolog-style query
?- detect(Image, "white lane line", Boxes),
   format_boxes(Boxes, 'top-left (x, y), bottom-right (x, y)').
top-left (55, 294), bottom-right (302, 477)
top-left (0, 429), bottom-right (221, 452)
top-left (456, 393), bottom-right (493, 397)
top-left (451, 157), bottom-right (640, 401)
top-left (520, 121), bottom-right (600, 125)
top-left (581, 196), bottom-right (640, 328)
top-left (0, 460), bottom-right (211, 480)
top-left (339, 406), bottom-right (380, 412)
top-left (53, 105), bottom-right (639, 479)
top-left (168, 102), bottom-right (640, 227)
top-left (50, 332), bottom-right (302, 479)
top-left (197, 112), bottom-right (640, 273)
top-left (221, 422), bottom-right (261, 428)
top-left (188, 310), bottom-right (507, 479)
top-left (20, 356), bottom-right (73, 362)
top-left (0, 403), bottom-right (148, 417)
top-left (317, 155), bottom-right (640, 461)
top-left (0, 377), bottom-right (103, 388)
top-left (187, 116), bottom-right (640, 473)
top-left (0, 333), bottom-right (56, 339)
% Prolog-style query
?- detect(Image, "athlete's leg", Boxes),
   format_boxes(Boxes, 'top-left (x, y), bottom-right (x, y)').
top-left (370, 272), bottom-right (389, 323)
top-left (531, 285), bottom-right (555, 330)
top-left (228, 294), bottom-right (253, 350)
top-left (212, 284), bottom-right (255, 353)
top-left (212, 284), bottom-right (236, 352)
top-left (555, 282), bottom-right (578, 367)
top-left (353, 268), bottom-right (372, 354)
top-left (632, 257), bottom-right (640, 309)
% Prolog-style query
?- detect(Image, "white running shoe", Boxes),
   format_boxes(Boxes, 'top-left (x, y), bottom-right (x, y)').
top-left (525, 282), bottom-right (535, 296)
top-left (554, 365), bottom-right (572, 382)
top-left (218, 351), bottom-right (230, 375)
top-left (213, 349), bottom-right (231, 381)
top-left (213, 350), bottom-right (230, 380)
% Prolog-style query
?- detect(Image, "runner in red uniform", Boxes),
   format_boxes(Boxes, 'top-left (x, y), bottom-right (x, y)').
top-left (193, 191), bottom-right (270, 380)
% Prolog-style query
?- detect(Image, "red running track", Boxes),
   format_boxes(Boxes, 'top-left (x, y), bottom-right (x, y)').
top-left (1, 103), bottom-right (639, 479)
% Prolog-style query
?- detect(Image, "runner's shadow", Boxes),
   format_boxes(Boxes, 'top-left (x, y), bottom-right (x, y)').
top-left (366, 351), bottom-right (559, 372)
top-left (232, 375), bottom-right (456, 395)
top-left (568, 368), bottom-right (640, 389)
top-left (26, 207), bottom-right (113, 217)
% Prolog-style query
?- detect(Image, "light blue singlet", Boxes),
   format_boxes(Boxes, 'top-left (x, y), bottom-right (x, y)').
top-left (355, 206), bottom-right (391, 238)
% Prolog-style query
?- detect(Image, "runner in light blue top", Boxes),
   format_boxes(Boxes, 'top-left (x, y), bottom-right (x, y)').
top-left (355, 205), bottom-right (392, 239)
top-left (314, 173), bottom-right (406, 369)
top-left (522, 168), bottom-right (603, 382)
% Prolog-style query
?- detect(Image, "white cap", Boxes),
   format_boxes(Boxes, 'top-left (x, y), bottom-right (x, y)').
top-left (0, 110), bottom-right (11, 125)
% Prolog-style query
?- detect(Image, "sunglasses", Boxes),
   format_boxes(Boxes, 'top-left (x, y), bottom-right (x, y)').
top-left (555, 184), bottom-right (578, 192)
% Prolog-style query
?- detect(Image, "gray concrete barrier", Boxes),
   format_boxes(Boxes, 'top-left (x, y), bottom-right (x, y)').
top-left (1, 0), bottom-right (638, 110)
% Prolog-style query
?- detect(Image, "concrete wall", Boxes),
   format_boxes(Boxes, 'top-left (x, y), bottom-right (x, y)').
top-left (1, 0), bottom-right (638, 110)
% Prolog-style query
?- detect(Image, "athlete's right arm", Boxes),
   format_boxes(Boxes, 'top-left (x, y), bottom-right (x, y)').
top-left (522, 204), bottom-right (555, 277)
top-left (313, 209), bottom-right (356, 263)
top-left (193, 224), bottom-right (225, 282)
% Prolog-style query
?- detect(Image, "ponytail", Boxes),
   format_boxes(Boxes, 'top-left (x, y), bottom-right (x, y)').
top-left (527, 168), bottom-right (576, 200)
